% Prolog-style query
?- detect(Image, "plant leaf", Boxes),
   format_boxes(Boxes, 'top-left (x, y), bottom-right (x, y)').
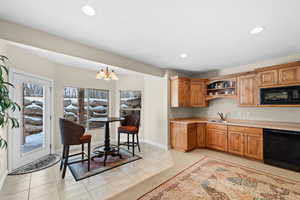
top-left (0, 64), bottom-right (8, 75)
top-left (2, 82), bottom-right (14, 88)
top-left (0, 55), bottom-right (8, 61)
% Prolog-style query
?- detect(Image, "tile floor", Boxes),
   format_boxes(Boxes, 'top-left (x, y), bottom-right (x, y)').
top-left (0, 143), bottom-right (173, 200)
top-left (3, 144), bottom-right (300, 200)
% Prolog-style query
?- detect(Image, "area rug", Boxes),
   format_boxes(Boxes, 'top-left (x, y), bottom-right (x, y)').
top-left (9, 154), bottom-right (60, 175)
top-left (139, 157), bottom-right (300, 200)
top-left (68, 148), bottom-right (142, 181)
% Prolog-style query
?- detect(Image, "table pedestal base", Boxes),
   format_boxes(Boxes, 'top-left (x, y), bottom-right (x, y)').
top-left (91, 145), bottom-right (122, 166)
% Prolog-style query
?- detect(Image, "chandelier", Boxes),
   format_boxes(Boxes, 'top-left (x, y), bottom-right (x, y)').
top-left (96, 67), bottom-right (118, 80)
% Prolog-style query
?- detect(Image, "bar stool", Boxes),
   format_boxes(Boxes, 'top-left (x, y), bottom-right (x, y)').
top-left (59, 118), bottom-right (92, 179)
top-left (117, 114), bottom-right (141, 156)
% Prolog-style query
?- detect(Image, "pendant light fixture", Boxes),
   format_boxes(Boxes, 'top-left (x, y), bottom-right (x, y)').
top-left (96, 67), bottom-right (119, 80)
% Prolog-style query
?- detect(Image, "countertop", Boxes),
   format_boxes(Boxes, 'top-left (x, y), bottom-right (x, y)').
top-left (170, 117), bottom-right (300, 132)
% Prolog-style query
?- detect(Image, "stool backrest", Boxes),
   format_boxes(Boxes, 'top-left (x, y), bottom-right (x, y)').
top-left (59, 118), bottom-right (85, 145)
top-left (122, 114), bottom-right (140, 128)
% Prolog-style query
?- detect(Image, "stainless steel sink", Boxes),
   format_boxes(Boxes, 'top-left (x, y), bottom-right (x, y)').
top-left (209, 119), bottom-right (227, 124)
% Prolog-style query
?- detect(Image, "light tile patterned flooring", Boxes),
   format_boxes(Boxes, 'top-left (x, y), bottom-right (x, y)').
top-left (0, 143), bottom-right (173, 200)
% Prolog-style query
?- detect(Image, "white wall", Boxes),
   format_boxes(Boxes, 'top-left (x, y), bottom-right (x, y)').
top-left (144, 75), bottom-right (168, 148)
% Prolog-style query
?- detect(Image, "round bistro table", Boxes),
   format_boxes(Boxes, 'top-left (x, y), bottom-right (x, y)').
top-left (91, 117), bottom-right (124, 166)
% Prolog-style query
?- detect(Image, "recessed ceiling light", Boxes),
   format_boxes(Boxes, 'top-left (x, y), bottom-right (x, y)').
top-left (81, 5), bottom-right (96, 16)
top-left (250, 26), bottom-right (264, 34)
top-left (180, 53), bottom-right (188, 58)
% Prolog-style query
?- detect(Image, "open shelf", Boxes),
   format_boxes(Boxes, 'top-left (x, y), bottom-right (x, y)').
top-left (206, 77), bottom-right (236, 101)
top-left (206, 94), bottom-right (236, 100)
top-left (207, 87), bottom-right (236, 91)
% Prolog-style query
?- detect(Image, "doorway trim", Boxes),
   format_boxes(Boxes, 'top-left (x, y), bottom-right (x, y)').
top-left (8, 68), bottom-right (54, 172)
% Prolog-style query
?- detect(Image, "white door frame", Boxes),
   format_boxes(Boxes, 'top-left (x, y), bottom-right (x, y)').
top-left (8, 68), bottom-right (54, 172)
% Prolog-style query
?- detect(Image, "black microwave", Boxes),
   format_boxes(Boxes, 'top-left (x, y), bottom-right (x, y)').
top-left (260, 86), bottom-right (300, 105)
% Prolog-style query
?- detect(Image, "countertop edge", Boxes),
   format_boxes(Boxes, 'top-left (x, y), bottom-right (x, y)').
top-left (169, 118), bottom-right (300, 132)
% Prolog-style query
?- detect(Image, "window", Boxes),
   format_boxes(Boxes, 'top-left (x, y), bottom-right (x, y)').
top-left (120, 90), bottom-right (141, 119)
top-left (63, 87), bottom-right (109, 129)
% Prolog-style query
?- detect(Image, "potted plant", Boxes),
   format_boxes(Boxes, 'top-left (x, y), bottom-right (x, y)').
top-left (0, 55), bottom-right (20, 149)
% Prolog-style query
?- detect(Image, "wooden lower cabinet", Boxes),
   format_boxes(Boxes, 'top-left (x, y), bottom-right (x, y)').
top-left (197, 123), bottom-right (206, 147)
top-left (244, 133), bottom-right (263, 160)
top-left (170, 123), bottom-right (188, 152)
top-left (206, 124), bottom-right (227, 152)
top-left (170, 122), bottom-right (201, 152)
top-left (228, 126), bottom-right (263, 160)
top-left (188, 124), bottom-right (198, 150)
top-left (228, 131), bottom-right (244, 156)
top-left (170, 122), bottom-right (263, 160)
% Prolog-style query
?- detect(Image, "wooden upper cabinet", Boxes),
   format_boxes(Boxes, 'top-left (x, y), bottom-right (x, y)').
top-left (257, 70), bottom-right (278, 86)
top-left (278, 66), bottom-right (300, 85)
top-left (256, 62), bottom-right (300, 88)
top-left (190, 79), bottom-right (207, 107)
top-left (170, 77), bottom-right (179, 107)
top-left (237, 74), bottom-right (258, 106)
top-left (170, 76), bottom-right (190, 107)
top-left (182, 78), bottom-right (190, 107)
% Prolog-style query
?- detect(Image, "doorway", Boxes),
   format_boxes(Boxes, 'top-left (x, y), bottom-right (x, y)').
top-left (10, 70), bottom-right (52, 170)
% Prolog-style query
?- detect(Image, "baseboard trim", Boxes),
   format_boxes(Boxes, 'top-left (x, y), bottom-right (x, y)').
top-left (141, 140), bottom-right (169, 150)
top-left (0, 169), bottom-right (8, 190)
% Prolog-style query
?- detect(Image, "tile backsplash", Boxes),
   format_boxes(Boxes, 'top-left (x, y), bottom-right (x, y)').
top-left (191, 98), bottom-right (300, 123)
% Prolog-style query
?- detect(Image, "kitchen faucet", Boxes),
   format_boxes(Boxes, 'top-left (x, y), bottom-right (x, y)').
top-left (217, 112), bottom-right (226, 121)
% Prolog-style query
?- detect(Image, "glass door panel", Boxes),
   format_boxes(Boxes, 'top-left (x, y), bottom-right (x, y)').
top-left (22, 83), bottom-right (44, 154)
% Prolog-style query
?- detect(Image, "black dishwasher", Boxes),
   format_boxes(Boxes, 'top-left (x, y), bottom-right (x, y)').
top-left (264, 128), bottom-right (300, 172)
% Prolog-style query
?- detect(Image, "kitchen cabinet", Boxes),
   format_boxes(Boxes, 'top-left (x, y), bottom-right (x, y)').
top-left (196, 123), bottom-right (206, 147)
top-left (170, 76), bottom-right (190, 107)
top-left (257, 70), bottom-right (278, 87)
top-left (228, 126), bottom-right (263, 160)
top-left (237, 74), bottom-right (258, 106)
top-left (190, 79), bottom-right (207, 107)
top-left (206, 123), bottom-right (227, 152)
top-left (256, 62), bottom-right (300, 88)
top-left (170, 122), bottom-right (197, 152)
top-left (170, 121), bottom-right (263, 160)
top-left (244, 127), bottom-right (263, 160)
top-left (278, 66), bottom-right (300, 85)
top-left (228, 126), bottom-right (244, 156)
top-left (170, 122), bottom-right (187, 152)
top-left (188, 124), bottom-right (198, 150)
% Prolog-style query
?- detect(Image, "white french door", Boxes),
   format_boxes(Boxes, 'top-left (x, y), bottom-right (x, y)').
top-left (10, 70), bottom-right (52, 170)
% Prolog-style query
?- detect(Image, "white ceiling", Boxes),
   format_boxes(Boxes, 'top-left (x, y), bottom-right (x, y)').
top-left (1, 0), bottom-right (300, 72)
